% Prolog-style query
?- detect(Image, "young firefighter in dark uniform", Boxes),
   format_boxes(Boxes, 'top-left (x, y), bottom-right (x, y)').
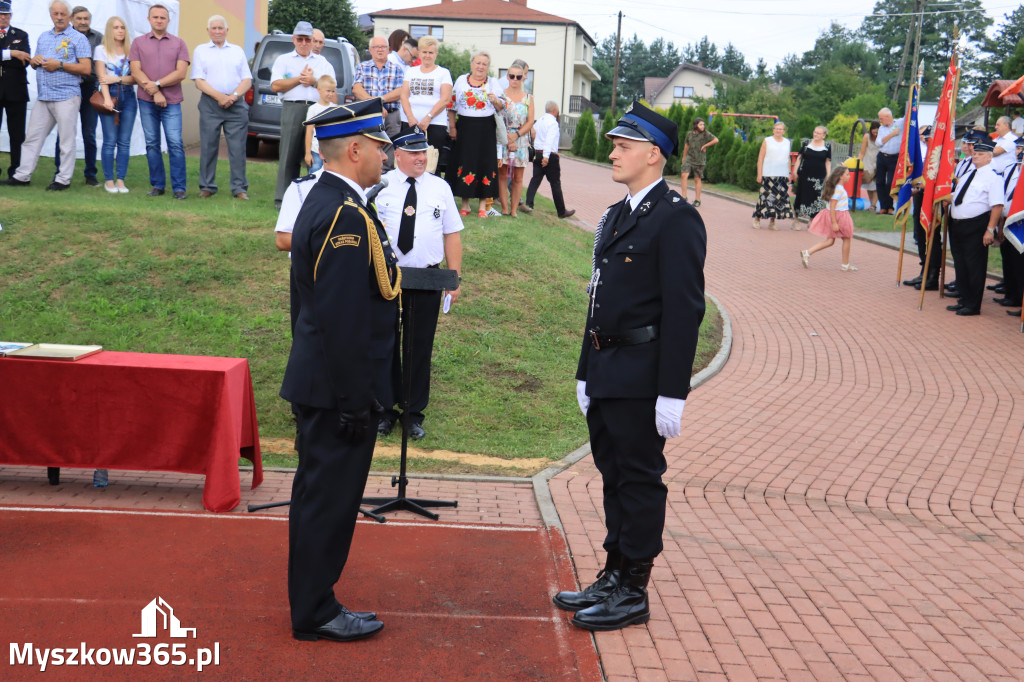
top-left (554, 102), bottom-right (707, 631)
top-left (279, 98), bottom-right (399, 643)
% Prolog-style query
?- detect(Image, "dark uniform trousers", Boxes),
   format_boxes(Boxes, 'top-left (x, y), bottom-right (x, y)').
top-left (1000, 239), bottom-right (1024, 305)
top-left (0, 26), bottom-right (30, 179)
top-left (577, 179), bottom-right (706, 563)
top-left (280, 172), bottom-right (399, 630)
top-left (948, 212), bottom-right (990, 311)
top-left (876, 152), bottom-right (899, 212)
top-left (912, 192), bottom-right (941, 281)
top-left (389, 287), bottom-right (442, 425)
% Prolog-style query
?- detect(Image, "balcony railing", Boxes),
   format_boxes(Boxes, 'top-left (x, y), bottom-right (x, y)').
top-left (569, 95), bottom-right (599, 115)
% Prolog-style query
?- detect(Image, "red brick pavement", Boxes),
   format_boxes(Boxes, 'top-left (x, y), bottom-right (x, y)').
top-left (547, 157), bottom-right (1024, 680)
top-left (4, 156), bottom-right (1024, 679)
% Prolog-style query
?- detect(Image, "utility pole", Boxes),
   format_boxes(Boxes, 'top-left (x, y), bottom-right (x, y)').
top-left (893, 0), bottom-right (924, 102)
top-left (611, 11), bottom-right (622, 117)
top-left (909, 0), bottom-right (925, 94)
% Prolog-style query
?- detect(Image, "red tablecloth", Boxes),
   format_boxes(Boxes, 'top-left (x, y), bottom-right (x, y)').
top-left (0, 351), bottom-right (263, 512)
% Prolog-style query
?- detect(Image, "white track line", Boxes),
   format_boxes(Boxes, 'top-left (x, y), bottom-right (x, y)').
top-left (0, 506), bottom-right (543, 532)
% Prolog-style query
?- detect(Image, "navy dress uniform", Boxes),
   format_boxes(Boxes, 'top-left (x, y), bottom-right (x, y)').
top-left (947, 138), bottom-right (1005, 316)
top-left (376, 127), bottom-right (464, 439)
top-left (0, 2), bottom-right (30, 179)
top-left (554, 103), bottom-right (707, 631)
top-left (996, 138), bottom-right (1024, 312)
top-left (279, 99), bottom-right (399, 643)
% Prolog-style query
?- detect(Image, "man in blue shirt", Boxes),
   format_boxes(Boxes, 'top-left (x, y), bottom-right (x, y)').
top-left (5, 0), bottom-right (91, 190)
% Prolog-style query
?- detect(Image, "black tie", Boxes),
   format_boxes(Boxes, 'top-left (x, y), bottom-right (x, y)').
top-left (398, 177), bottom-right (416, 253)
top-left (954, 170), bottom-right (976, 206)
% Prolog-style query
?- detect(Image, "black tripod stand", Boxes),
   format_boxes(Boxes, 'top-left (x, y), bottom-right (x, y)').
top-left (362, 266), bottom-right (459, 521)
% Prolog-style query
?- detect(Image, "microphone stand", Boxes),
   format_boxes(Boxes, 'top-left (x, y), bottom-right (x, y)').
top-left (362, 266), bottom-right (460, 520)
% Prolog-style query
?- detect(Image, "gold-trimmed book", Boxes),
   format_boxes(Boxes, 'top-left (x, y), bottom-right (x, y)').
top-left (0, 342), bottom-right (37, 356)
top-left (5, 343), bottom-right (103, 361)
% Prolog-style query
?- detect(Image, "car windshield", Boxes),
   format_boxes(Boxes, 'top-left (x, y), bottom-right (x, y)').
top-left (255, 41), bottom-right (349, 88)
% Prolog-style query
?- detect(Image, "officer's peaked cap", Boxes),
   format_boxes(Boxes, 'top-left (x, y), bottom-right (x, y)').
top-left (606, 101), bottom-right (679, 158)
top-left (305, 99), bottom-right (391, 144)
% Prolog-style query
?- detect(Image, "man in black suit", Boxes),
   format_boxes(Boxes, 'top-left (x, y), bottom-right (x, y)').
top-left (279, 98), bottom-right (398, 643)
top-left (553, 102), bottom-right (707, 631)
top-left (0, 1), bottom-right (30, 179)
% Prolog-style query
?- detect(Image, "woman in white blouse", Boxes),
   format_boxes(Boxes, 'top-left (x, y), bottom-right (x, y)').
top-left (753, 121), bottom-right (795, 229)
top-left (94, 16), bottom-right (137, 194)
top-left (399, 36), bottom-right (452, 176)
top-left (446, 50), bottom-right (504, 218)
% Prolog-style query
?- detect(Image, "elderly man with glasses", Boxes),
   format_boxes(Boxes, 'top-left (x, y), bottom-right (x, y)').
top-left (353, 36), bottom-right (404, 170)
top-left (270, 20), bottom-right (334, 208)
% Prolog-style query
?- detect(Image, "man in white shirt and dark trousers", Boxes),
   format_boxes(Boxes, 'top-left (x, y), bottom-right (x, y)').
top-left (874, 107), bottom-right (903, 214)
top-left (946, 138), bottom-right (1004, 317)
top-left (193, 14), bottom-right (252, 199)
top-left (376, 127), bottom-right (463, 440)
top-left (270, 21), bottom-right (334, 208)
top-left (990, 116), bottom-right (1017, 177)
top-left (525, 100), bottom-right (575, 218)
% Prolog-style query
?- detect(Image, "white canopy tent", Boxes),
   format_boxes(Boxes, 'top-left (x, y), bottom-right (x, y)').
top-left (0, 0), bottom-right (180, 159)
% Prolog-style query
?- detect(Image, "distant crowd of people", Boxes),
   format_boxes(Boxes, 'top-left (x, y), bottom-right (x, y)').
top-left (1, 1), bottom-right (250, 199)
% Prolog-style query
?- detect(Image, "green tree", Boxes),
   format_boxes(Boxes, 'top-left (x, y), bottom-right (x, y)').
top-left (572, 113), bottom-right (596, 156)
top-left (860, 0), bottom-right (991, 99)
top-left (725, 138), bottom-right (745, 186)
top-left (1004, 38), bottom-right (1024, 79)
top-left (720, 43), bottom-right (752, 80)
top-left (682, 36), bottom-right (721, 70)
top-left (738, 143), bottom-right (760, 191)
top-left (268, 0), bottom-right (366, 51)
top-left (436, 43), bottom-right (472, 80)
top-left (591, 34), bottom-right (681, 111)
top-left (839, 90), bottom-right (892, 119)
top-left (754, 58), bottom-right (770, 81)
top-left (595, 110), bottom-right (616, 162)
top-left (706, 129), bottom-right (734, 183)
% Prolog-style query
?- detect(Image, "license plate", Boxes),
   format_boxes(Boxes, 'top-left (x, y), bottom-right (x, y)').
top-left (261, 93), bottom-right (281, 105)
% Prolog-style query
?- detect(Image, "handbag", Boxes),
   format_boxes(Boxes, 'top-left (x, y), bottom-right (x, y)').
top-left (90, 90), bottom-right (119, 125)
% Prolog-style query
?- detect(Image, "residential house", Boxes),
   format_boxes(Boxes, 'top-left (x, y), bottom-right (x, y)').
top-left (370, 0), bottom-right (600, 147)
top-left (645, 62), bottom-right (738, 110)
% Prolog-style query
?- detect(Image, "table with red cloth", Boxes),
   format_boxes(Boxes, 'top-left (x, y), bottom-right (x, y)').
top-left (0, 351), bottom-right (263, 512)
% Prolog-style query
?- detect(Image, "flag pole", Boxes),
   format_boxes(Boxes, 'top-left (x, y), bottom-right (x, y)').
top-left (897, 216), bottom-right (908, 287)
top-left (940, 207), bottom-right (950, 299)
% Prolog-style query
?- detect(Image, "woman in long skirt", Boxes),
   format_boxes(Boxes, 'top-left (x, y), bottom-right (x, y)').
top-left (792, 126), bottom-right (832, 221)
top-left (446, 51), bottom-right (505, 218)
top-left (752, 121), bottom-right (795, 229)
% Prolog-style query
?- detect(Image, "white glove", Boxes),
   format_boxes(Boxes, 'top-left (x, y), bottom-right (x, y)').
top-left (576, 380), bottom-right (590, 416)
top-left (655, 396), bottom-right (685, 439)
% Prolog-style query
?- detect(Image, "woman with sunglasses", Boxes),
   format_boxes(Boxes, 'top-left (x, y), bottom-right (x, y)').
top-left (497, 59), bottom-right (534, 216)
top-left (399, 35), bottom-right (452, 175)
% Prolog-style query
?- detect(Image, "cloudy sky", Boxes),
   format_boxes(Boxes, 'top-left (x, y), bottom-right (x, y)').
top-left (354, 0), bottom-right (1020, 70)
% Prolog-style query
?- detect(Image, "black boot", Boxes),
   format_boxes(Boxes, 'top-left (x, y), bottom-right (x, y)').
top-left (571, 558), bottom-right (653, 631)
top-left (553, 550), bottom-right (622, 612)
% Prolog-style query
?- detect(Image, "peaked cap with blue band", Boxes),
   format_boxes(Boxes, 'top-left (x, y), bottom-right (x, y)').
top-left (392, 126), bottom-right (430, 151)
top-left (606, 101), bottom-right (679, 158)
top-left (304, 98), bottom-right (392, 144)
top-left (0, 1), bottom-right (11, 12)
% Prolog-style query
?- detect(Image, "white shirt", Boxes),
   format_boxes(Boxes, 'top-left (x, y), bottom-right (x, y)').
top-left (387, 51), bottom-right (408, 75)
top-left (762, 137), bottom-right (791, 177)
top-left (950, 163), bottom-right (1004, 220)
top-left (377, 168), bottom-right (463, 266)
top-left (275, 171), bottom-right (325, 260)
top-left (192, 40), bottom-right (251, 95)
top-left (877, 118), bottom-right (904, 155)
top-left (1012, 117), bottom-right (1024, 136)
top-left (305, 102), bottom-right (333, 154)
top-left (401, 65), bottom-right (452, 127)
top-left (270, 50), bottom-right (335, 102)
top-left (534, 112), bottom-right (560, 159)
top-left (626, 178), bottom-right (663, 212)
top-left (450, 74), bottom-right (503, 117)
top-left (991, 132), bottom-right (1017, 175)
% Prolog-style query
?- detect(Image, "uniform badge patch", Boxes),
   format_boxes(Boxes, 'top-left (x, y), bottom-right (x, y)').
top-left (330, 235), bottom-right (361, 248)
top-left (404, 206), bottom-right (416, 217)
top-left (433, 207), bottom-right (441, 219)
top-left (625, 257), bottom-right (633, 263)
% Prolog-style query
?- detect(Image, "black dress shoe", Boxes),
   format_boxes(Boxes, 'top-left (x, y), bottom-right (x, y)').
top-left (994, 298), bottom-right (1022, 307)
top-left (554, 551), bottom-right (622, 612)
top-left (377, 417), bottom-right (395, 436)
top-left (571, 558), bottom-right (653, 631)
top-left (944, 281), bottom-right (958, 292)
top-left (46, 181), bottom-right (70, 191)
top-left (293, 610), bottom-right (384, 642)
top-left (340, 605), bottom-right (377, 621)
top-left (915, 279), bottom-right (940, 291)
top-left (147, 188), bottom-right (165, 196)
top-left (946, 304), bottom-right (963, 311)
top-left (409, 422), bottom-right (425, 440)
top-left (85, 177), bottom-right (100, 186)
top-left (6, 177), bottom-right (30, 186)
top-left (903, 275), bottom-right (923, 286)
top-left (955, 307), bottom-right (980, 316)
top-left (986, 283), bottom-right (1002, 291)
top-left (1008, 309), bottom-right (1022, 316)
top-left (558, 209), bottom-right (576, 219)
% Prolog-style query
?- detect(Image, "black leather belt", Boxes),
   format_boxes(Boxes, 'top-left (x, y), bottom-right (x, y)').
top-left (879, 152), bottom-right (899, 158)
top-left (588, 325), bottom-right (658, 350)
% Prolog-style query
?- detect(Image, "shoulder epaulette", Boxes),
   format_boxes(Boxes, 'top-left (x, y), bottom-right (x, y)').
top-left (294, 174), bottom-right (318, 184)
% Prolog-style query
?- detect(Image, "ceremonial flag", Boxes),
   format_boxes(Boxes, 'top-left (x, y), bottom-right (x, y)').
top-left (1005, 169), bottom-right (1024, 254)
top-left (890, 84), bottom-right (923, 227)
top-left (920, 51), bottom-right (959, 238)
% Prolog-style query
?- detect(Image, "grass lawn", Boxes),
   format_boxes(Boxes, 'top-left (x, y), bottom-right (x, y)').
top-left (0, 152), bottom-right (723, 475)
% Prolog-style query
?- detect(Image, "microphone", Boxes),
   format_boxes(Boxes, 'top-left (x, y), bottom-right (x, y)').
top-left (366, 177), bottom-right (389, 203)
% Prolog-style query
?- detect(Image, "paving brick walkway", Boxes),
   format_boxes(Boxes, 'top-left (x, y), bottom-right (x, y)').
top-left (546, 157), bottom-right (1024, 681)
top-left (4, 156), bottom-right (1024, 680)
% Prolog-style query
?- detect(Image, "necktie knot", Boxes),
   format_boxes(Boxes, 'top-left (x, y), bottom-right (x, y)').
top-left (407, 177), bottom-right (415, 186)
